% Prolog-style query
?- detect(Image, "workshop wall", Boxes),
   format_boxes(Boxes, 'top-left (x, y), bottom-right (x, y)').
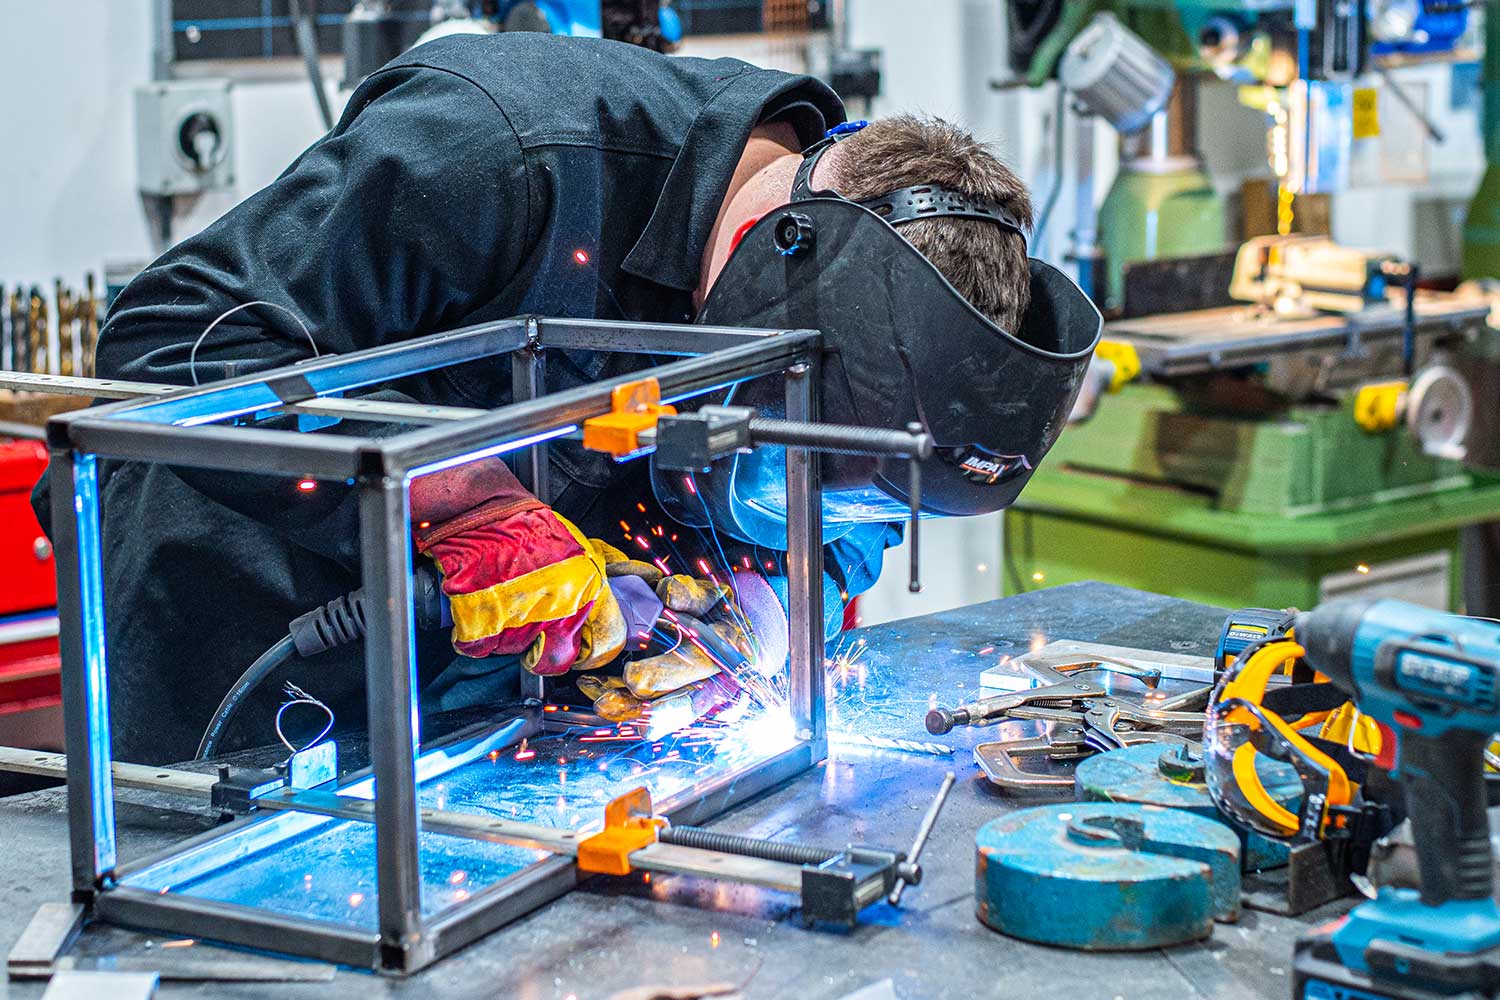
top-left (0, 0), bottom-right (346, 283)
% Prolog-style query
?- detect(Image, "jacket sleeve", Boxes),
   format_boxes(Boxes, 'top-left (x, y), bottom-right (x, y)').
top-left (82, 66), bottom-right (536, 568)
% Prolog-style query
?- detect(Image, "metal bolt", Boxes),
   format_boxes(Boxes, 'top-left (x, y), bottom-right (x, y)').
top-left (32, 537), bottom-right (51, 560)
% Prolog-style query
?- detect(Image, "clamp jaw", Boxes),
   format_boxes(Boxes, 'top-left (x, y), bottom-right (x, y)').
top-left (573, 783), bottom-right (950, 928)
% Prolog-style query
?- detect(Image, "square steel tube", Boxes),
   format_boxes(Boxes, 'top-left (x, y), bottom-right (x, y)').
top-left (535, 316), bottom-right (782, 355)
top-left (52, 316), bottom-right (830, 972)
top-left (380, 331), bottom-right (821, 476)
top-left (87, 318), bottom-right (533, 428)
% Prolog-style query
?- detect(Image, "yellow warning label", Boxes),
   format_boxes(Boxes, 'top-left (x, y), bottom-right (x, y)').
top-left (1353, 88), bottom-right (1379, 139)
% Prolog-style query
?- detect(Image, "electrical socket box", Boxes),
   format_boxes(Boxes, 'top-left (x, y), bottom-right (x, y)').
top-left (135, 79), bottom-right (235, 196)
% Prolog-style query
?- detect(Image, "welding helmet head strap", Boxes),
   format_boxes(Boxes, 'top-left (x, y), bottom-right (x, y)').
top-left (790, 121), bottom-right (1028, 243)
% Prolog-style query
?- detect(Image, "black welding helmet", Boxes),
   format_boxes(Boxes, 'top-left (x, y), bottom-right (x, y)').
top-left (652, 121), bottom-right (1102, 548)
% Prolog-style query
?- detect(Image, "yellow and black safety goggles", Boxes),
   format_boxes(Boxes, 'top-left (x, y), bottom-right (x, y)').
top-left (1204, 639), bottom-right (1379, 842)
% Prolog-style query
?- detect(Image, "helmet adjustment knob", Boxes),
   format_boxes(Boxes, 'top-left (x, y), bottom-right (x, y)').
top-left (773, 213), bottom-right (816, 256)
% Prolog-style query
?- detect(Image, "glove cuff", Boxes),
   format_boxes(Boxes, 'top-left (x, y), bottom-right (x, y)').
top-left (414, 495), bottom-right (546, 552)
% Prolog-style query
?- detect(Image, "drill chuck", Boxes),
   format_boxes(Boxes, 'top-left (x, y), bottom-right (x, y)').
top-left (1292, 597), bottom-right (1378, 692)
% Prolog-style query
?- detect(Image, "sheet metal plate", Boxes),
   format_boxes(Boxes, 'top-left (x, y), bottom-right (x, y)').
top-left (117, 708), bottom-right (800, 930)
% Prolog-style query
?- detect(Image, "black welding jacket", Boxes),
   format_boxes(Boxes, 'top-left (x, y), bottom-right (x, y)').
top-left (38, 33), bottom-right (843, 764)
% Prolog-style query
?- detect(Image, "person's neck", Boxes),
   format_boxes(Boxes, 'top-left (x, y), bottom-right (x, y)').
top-left (695, 122), bottom-right (803, 310)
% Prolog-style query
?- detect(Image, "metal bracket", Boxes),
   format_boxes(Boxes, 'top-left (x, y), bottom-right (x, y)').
top-left (208, 766), bottom-right (285, 814)
top-left (648, 404), bottom-right (933, 592)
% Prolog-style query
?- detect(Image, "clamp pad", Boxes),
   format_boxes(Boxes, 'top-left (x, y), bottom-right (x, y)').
top-left (582, 379), bottom-right (676, 458)
top-left (576, 787), bottom-right (665, 876)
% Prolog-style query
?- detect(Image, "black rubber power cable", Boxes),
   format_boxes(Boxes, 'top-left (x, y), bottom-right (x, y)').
top-left (195, 569), bottom-right (450, 760)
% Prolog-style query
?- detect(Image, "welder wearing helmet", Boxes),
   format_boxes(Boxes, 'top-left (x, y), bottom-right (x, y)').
top-left (37, 32), bottom-right (1098, 764)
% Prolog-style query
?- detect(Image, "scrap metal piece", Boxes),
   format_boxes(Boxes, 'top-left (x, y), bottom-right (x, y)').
top-left (41, 971), bottom-right (158, 999)
top-left (7, 903), bottom-right (83, 979)
top-left (54, 952), bottom-right (336, 983)
top-left (1241, 839), bottom-right (1352, 916)
top-left (286, 739), bottom-right (337, 789)
top-left (888, 772), bottom-right (955, 905)
top-left (975, 803), bottom-right (1241, 950)
top-left (981, 640), bottom-right (1216, 690)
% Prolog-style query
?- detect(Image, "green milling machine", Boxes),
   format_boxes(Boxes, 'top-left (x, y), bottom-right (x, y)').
top-left (1005, 291), bottom-right (1500, 612)
top-left (1005, 0), bottom-right (1500, 613)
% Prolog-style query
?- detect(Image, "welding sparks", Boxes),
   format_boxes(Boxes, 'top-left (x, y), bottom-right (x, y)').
top-left (514, 738), bottom-right (536, 762)
top-left (683, 476), bottom-right (698, 495)
top-left (1031, 571), bottom-right (1045, 583)
top-left (1356, 563), bottom-right (1371, 575)
top-left (710, 930), bottom-right (721, 948)
top-left (296, 478), bottom-right (317, 493)
top-left (348, 893), bottom-right (365, 907)
top-left (573, 249), bottom-right (590, 265)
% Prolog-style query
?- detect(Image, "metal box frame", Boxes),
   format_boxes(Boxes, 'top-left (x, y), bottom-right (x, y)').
top-left (47, 316), bottom-right (829, 972)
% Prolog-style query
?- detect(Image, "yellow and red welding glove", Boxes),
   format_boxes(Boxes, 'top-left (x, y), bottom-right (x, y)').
top-left (410, 459), bottom-right (628, 675)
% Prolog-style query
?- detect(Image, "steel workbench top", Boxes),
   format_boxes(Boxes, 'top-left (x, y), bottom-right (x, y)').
top-left (0, 582), bottom-right (1342, 1000)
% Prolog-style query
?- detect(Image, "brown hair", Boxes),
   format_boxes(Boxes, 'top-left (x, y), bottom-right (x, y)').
top-left (827, 115), bottom-right (1033, 332)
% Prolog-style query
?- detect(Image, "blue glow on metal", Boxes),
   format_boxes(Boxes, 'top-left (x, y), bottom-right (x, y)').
top-left (403, 426), bottom-right (578, 481)
top-left (72, 453), bottom-right (117, 875)
top-left (114, 336), bottom-right (520, 427)
top-left (662, 380), bottom-right (745, 406)
top-left (398, 485), bottom-right (421, 754)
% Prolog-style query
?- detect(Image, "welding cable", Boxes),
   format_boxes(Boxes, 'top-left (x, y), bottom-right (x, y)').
top-left (196, 635), bottom-right (298, 760)
top-left (196, 570), bottom-right (450, 760)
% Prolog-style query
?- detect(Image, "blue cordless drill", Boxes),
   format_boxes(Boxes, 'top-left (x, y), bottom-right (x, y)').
top-left (1293, 598), bottom-right (1500, 1000)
